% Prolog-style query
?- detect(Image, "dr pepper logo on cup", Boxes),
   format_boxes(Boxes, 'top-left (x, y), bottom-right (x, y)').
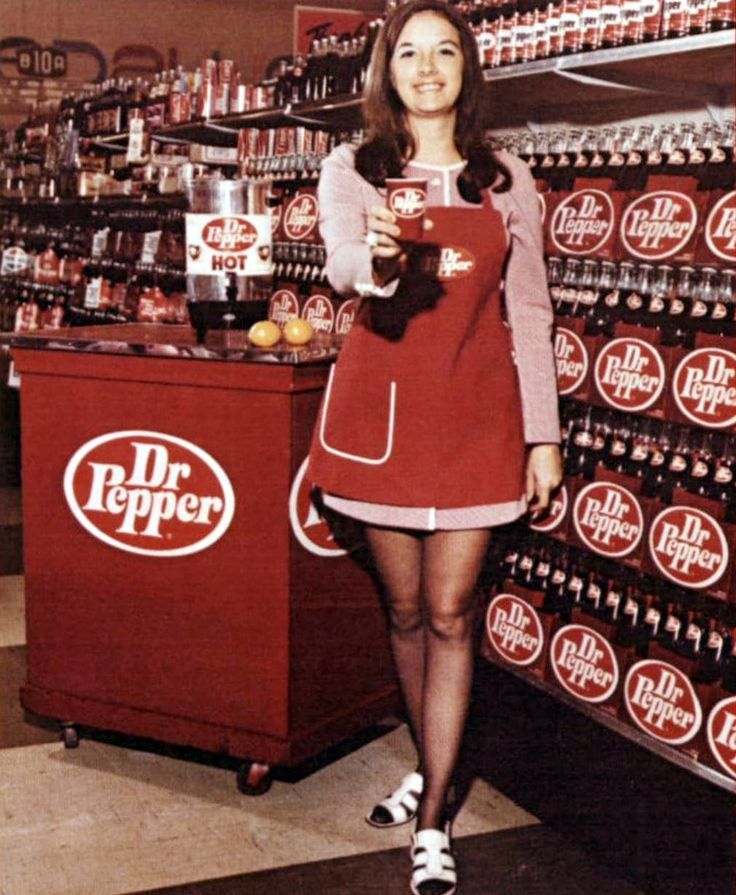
top-left (289, 457), bottom-right (346, 557)
top-left (554, 327), bottom-right (588, 395)
top-left (594, 337), bottom-right (666, 412)
top-left (485, 594), bottom-right (544, 667)
top-left (625, 660), bottom-right (702, 745)
top-left (705, 191), bottom-right (736, 262)
top-left (388, 186), bottom-right (426, 218)
top-left (283, 194), bottom-right (318, 240)
top-left (706, 696), bottom-right (736, 779)
top-left (573, 481), bottom-right (644, 558)
top-left (550, 625), bottom-right (619, 703)
top-left (672, 347), bottom-right (736, 429)
top-left (620, 190), bottom-right (698, 260)
top-left (549, 189), bottom-right (615, 256)
top-left (648, 505), bottom-right (729, 589)
top-left (63, 431), bottom-right (235, 557)
top-left (202, 217), bottom-right (257, 252)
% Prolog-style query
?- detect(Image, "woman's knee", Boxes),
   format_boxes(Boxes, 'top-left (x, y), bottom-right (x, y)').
top-left (426, 602), bottom-right (475, 642)
top-left (388, 603), bottom-right (423, 635)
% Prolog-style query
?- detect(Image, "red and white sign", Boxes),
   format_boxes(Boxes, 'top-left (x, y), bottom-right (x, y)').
top-left (283, 193), bottom-right (319, 241)
top-left (437, 246), bottom-right (476, 280)
top-left (185, 213), bottom-right (272, 276)
top-left (303, 293), bottom-right (336, 333)
top-left (550, 624), bottom-right (619, 703)
top-left (293, 5), bottom-right (379, 56)
top-left (672, 347), bottom-right (736, 429)
top-left (63, 431), bottom-right (235, 557)
top-left (704, 191), bottom-right (736, 262)
top-left (625, 659), bottom-right (702, 745)
top-left (620, 190), bottom-right (698, 261)
top-left (289, 457), bottom-right (345, 557)
top-left (269, 289), bottom-right (300, 326)
top-left (594, 337), bottom-right (666, 412)
top-left (549, 189), bottom-right (615, 256)
top-left (706, 696), bottom-right (736, 779)
top-left (485, 594), bottom-right (544, 666)
top-left (573, 481), bottom-right (644, 558)
top-left (530, 482), bottom-right (569, 534)
top-left (648, 505), bottom-right (729, 590)
top-left (554, 327), bottom-right (589, 395)
top-left (335, 298), bottom-right (360, 335)
top-left (1, 245), bottom-right (30, 276)
top-left (388, 186), bottom-right (426, 219)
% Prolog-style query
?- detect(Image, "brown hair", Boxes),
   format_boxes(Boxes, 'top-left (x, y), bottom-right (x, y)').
top-left (355, 0), bottom-right (510, 201)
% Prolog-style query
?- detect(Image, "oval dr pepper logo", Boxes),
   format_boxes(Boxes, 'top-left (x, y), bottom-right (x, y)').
top-left (554, 327), bottom-right (589, 395)
top-left (202, 216), bottom-right (257, 252)
top-left (549, 189), bottom-right (615, 256)
top-left (388, 186), bottom-right (426, 219)
top-left (648, 505), bottom-right (729, 590)
top-left (530, 482), bottom-right (568, 534)
top-left (704, 191), bottom-right (736, 262)
top-left (706, 696), bottom-right (736, 779)
top-left (289, 457), bottom-right (346, 557)
top-left (485, 594), bottom-right (544, 666)
top-left (620, 190), bottom-right (698, 261)
top-left (672, 347), bottom-right (736, 429)
top-left (64, 431), bottom-right (235, 557)
top-left (573, 481), bottom-right (644, 558)
top-left (283, 193), bottom-right (318, 240)
top-left (594, 337), bottom-right (666, 412)
top-left (625, 659), bottom-right (702, 745)
top-left (550, 624), bottom-right (619, 703)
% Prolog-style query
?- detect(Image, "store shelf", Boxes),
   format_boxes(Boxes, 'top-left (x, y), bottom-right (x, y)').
top-left (481, 648), bottom-right (736, 795)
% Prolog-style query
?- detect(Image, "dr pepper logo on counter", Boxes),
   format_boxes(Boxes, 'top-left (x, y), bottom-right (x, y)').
top-left (549, 189), bottom-right (615, 256)
top-left (554, 327), bottom-right (588, 395)
top-left (550, 624), bottom-right (619, 703)
top-left (63, 431), bottom-right (235, 557)
top-left (704, 191), bottom-right (736, 262)
top-left (620, 190), bottom-right (698, 260)
top-left (707, 696), bottom-right (736, 779)
top-left (594, 337), bottom-right (666, 412)
top-left (573, 481), bottom-right (644, 558)
top-left (624, 660), bottom-right (702, 745)
top-left (672, 347), bottom-right (736, 429)
top-left (648, 505), bottom-right (729, 590)
top-left (289, 457), bottom-right (346, 557)
top-left (485, 594), bottom-right (544, 667)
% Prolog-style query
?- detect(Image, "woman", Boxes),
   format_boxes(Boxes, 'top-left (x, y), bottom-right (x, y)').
top-left (307, 2), bottom-right (562, 892)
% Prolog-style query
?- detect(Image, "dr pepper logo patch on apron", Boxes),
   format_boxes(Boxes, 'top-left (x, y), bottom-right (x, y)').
top-left (550, 189), bottom-right (615, 256)
top-left (550, 624), bottom-right (619, 703)
top-left (620, 190), bottom-right (698, 260)
top-left (573, 481), bottom-right (644, 558)
top-left (594, 337), bottom-right (666, 412)
top-left (648, 505), bottom-right (729, 589)
top-left (625, 659), bottom-right (702, 745)
top-left (672, 347), bottom-right (736, 429)
top-left (485, 594), bottom-right (544, 666)
top-left (63, 431), bottom-right (235, 557)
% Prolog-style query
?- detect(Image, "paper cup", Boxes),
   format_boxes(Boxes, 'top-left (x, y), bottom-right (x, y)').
top-left (386, 178), bottom-right (427, 241)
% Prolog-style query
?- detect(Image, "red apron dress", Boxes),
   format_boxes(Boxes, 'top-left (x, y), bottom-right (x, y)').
top-left (308, 194), bottom-right (526, 511)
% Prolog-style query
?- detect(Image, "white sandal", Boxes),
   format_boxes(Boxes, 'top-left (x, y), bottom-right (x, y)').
top-left (410, 826), bottom-right (457, 895)
top-left (365, 771), bottom-right (424, 828)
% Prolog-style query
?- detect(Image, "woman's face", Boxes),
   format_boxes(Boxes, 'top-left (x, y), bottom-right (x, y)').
top-left (389, 11), bottom-right (464, 122)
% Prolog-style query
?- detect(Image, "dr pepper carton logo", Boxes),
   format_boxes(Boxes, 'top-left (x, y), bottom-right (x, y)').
top-left (648, 505), bottom-right (730, 590)
top-left (289, 457), bottom-right (345, 557)
top-left (530, 482), bottom-right (569, 534)
top-left (573, 481), bottom-right (644, 558)
top-left (63, 431), bottom-right (235, 557)
top-left (283, 193), bottom-right (318, 241)
top-left (672, 347), bottom-right (736, 429)
top-left (704, 191), bottom-right (736, 263)
top-left (620, 190), bottom-right (698, 261)
top-left (706, 696), bottom-right (736, 779)
top-left (485, 594), bottom-right (544, 667)
top-left (594, 337), bottom-right (666, 412)
top-left (550, 624), bottom-right (619, 703)
top-left (554, 327), bottom-right (589, 395)
top-left (625, 660), bottom-right (702, 745)
top-left (550, 189), bottom-right (615, 256)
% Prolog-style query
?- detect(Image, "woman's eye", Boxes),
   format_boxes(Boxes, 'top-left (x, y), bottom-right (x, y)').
top-left (439, 47), bottom-right (457, 56)
top-left (397, 49), bottom-right (415, 59)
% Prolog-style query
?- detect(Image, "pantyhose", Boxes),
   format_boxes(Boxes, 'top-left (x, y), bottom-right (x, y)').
top-left (364, 524), bottom-right (492, 831)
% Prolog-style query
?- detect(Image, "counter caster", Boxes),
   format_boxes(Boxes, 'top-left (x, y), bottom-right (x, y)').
top-left (61, 724), bottom-right (79, 749)
top-left (236, 761), bottom-right (272, 795)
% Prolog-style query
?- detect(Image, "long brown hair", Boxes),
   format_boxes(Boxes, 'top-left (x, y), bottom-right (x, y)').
top-left (355, 0), bottom-right (510, 202)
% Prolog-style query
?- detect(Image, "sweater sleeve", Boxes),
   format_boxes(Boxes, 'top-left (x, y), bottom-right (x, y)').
top-left (317, 143), bottom-right (398, 299)
top-left (500, 153), bottom-right (561, 444)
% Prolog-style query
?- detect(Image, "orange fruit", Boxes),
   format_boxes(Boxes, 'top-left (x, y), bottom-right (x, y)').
top-left (282, 317), bottom-right (314, 345)
top-left (248, 320), bottom-right (281, 347)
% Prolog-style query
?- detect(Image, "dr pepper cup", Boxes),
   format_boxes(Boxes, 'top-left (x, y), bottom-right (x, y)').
top-left (386, 178), bottom-right (428, 241)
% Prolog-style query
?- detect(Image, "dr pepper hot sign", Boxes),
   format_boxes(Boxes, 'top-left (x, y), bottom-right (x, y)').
top-left (185, 213), bottom-right (273, 276)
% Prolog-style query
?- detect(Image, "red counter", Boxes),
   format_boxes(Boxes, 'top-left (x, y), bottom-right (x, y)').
top-left (10, 324), bottom-right (396, 788)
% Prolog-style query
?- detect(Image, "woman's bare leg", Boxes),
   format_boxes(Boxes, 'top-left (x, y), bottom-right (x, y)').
top-left (418, 528), bottom-right (491, 831)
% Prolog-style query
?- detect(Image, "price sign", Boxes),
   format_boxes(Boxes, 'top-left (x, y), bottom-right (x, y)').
top-left (16, 46), bottom-right (67, 78)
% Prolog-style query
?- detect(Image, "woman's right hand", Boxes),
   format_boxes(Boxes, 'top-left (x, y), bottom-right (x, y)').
top-left (366, 205), bottom-right (433, 287)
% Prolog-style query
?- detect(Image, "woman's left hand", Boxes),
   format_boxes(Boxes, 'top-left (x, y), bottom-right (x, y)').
top-left (525, 444), bottom-right (563, 520)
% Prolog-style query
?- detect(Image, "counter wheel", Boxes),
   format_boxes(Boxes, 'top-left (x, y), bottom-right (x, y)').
top-left (236, 761), bottom-right (272, 795)
top-left (61, 724), bottom-right (79, 749)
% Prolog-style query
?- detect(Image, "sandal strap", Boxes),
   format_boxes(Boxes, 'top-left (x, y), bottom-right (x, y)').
top-left (411, 829), bottom-right (456, 893)
top-left (375, 771), bottom-right (423, 823)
